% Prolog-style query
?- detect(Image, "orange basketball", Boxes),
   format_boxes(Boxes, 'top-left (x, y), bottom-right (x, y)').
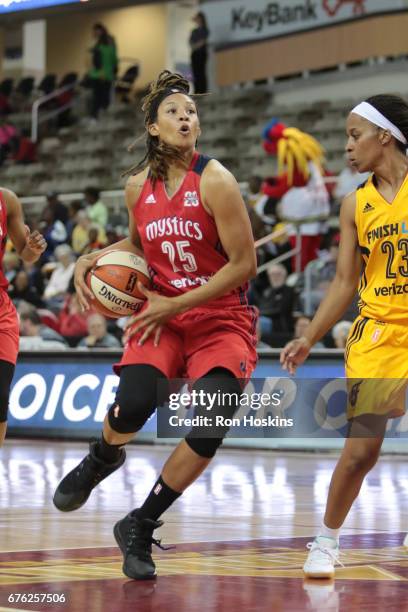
top-left (86, 250), bottom-right (150, 319)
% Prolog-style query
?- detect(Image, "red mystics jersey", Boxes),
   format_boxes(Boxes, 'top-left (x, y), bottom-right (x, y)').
top-left (0, 191), bottom-right (9, 290)
top-left (133, 152), bottom-right (248, 307)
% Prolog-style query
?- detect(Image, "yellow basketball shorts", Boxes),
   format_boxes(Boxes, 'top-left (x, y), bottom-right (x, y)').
top-left (345, 316), bottom-right (408, 419)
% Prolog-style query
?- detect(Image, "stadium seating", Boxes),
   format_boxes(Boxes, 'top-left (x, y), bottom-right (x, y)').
top-left (2, 63), bottom-right (400, 205)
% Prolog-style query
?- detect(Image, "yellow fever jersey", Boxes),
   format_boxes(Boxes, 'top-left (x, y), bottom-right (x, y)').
top-left (355, 173), bottom-right (408, 325)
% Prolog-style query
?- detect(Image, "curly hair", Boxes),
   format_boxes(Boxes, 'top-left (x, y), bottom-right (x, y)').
top-left (124, 70), bottom-right (195, 185)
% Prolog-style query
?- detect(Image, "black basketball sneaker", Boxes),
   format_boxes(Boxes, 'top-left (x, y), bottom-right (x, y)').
top-left (114, 510), bottom-right (171, 580)
top-left (53, 439), bottom-right (126, 512)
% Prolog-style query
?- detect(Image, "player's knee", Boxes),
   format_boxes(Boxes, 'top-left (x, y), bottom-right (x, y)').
top-left (184, 369), bottom-right (241, 458)
top-left (185, 435), bottom-right (223, 458)
top-left (108, 395), bottom-right (155, 434)
top-left (344, 446), bottom-right (381, 474)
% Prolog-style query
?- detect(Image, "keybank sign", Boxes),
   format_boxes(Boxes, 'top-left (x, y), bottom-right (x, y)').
top-left (0, 0), bottom-right (80, 13)
top-left (231, 1), bottom-right (318, 33)
top-left (204, 0), bottom-right (406, 47)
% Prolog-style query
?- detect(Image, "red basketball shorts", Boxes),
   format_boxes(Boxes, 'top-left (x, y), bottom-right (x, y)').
top-left (115, 304), bottom-right (258, 382)
top-left (0, 289), bottom-right (19, 365)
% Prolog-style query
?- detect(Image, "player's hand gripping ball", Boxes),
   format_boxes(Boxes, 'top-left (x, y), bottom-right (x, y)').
top-left (86, 250), bottom-right (150, 319)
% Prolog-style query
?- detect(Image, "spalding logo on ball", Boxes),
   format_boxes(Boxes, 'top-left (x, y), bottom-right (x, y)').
top-left (86, 250), bottom-right (150, 318)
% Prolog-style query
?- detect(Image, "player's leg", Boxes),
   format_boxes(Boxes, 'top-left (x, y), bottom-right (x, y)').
top-left (53, 322), bottom-right (184, 512)
top-left (53, 364), bottom-right (167, 512)
top-left (114, 367), bottom-right (242, 580)
top-left (304, 417), bottom-right (386, 578)
top-left (0, 360), bottom-right (16, 446)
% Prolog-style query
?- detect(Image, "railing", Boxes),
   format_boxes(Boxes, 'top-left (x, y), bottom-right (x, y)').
top-left (31, 83), bottom-right (77, 143)
top-left (254, 215), bottom-right (330, 275)
top-left (20, 190), bottom-right (125, 220)
top-left (255, 226), bottom-right (302, 274)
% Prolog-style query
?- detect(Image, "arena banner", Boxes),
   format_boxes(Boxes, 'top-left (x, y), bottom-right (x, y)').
top-left (6, 353), bottom-right (408, 440)
top-left (7, 354), bottom-right (342, 438)
top-left (202, 0), bottom-right (408, 47)
top-left (0, 0), bottom-right (80, 13)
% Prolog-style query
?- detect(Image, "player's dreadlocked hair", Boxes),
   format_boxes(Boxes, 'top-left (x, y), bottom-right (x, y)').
top-left (123, 70), bottom-right (194, 184)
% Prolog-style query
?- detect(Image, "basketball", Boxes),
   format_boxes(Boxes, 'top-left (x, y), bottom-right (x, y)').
top-left (86, 250), bottom-right (150, 319)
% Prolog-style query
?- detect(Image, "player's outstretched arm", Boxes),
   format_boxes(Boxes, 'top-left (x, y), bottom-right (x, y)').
top-left (74, 174), bottom-right (145, 310)
top-left (281, 192), bottom-right (362, 375)
top-left (4, 189), bottom-right (46, 262)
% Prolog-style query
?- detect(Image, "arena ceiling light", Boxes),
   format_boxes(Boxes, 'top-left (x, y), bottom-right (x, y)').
top-left (0, 0), bottom-right (86, 13)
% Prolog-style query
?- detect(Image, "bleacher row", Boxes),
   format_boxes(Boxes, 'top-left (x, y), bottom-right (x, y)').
top-left (1, 81), bottom-right (358, 199)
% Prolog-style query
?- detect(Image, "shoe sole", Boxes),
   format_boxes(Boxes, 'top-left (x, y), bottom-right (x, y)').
top-left (53, 451), bottom-right (126, 512)
top-left (303, 569), bottom-right (335, 579)
top-left (113, 521), bottom-right (157, 581)
top-left (53, 490), bottom-right (91, 512)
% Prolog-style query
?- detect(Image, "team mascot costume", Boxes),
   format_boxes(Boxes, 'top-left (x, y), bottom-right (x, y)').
top-left (261, 119), bottom-right (330, 270)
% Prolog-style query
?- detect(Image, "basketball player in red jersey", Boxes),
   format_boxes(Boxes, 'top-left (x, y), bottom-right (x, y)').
top-left (0, 189), bottom-right (46, 446)
top-left (53, 71), bottom-right (258, 580)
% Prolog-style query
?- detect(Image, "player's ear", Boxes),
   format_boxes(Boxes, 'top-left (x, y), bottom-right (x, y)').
top-left (148, 122), bottom-right (159, 137)
top-left (379, 129), bottom-right (392, 145)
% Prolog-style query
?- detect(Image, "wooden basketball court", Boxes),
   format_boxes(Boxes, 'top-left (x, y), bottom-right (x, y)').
top-left (0, 439), bottom-right (407, 611)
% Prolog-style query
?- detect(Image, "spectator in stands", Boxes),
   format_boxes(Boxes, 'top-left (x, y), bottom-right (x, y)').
top-left (247, 175), bottom-right (276, 226)
top-left (0, 119), bottom-right (18, 165)
top-left (72, 210), bottom-right (91, 255)
top-left (41, 191), bottom-right (69, 225)
top-left (332, 320), bottom-right (353, 349)
top-left (270, 222), bottom-right (292, 275)
top-left (78, 313), bottom-right (121, 349)
top-left (301, 233), bottom-right (339, 313)
top-left (0, 92), bottom-right (11, 116)
top-left (66, 200), bottom-right (84, 242)
top-left (88, 23), bottom-right (118, 119)
top-left (245, 200), bottom-right (267, 244)
top-left (12, 128), bottom-right (37, 165)
top-left (3, 252), bottom-right (20, 284)
top-left (23, 260), bottom-right (45, 296)
top-left (293, 313), bottom-right (324, 348)
top-left (40, 208), bottom-right (68, 260)
top-left (255, 313), bottom-right (271, 349)
top-left (9, 270), bottom-right (44, 308)
top-left (84, 187), bottom-right (108, 229)
top-left (19, 309), bottom-right (67, 350)
top-left (82, 225), bottom-right (105, 255)
top-left (105, 225), bottom-right (119, 246)
top-left (58, 289), bottom-right (93, 346)
top-left (247, 176), bottom-right (265, 208)
top-left (251, 263), bottom-right (297, 341)
top-left (301, 232), bottom-right (359, 323)
top-left (317, 232), bottom-right (339, 280)
top-left (189, 12), bottom-right (209, 94)
top-left (43, 244), bottom-right (75, 310)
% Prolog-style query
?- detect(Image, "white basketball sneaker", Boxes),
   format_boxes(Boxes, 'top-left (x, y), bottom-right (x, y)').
top-left (303, 536), bottom-right (342, 579)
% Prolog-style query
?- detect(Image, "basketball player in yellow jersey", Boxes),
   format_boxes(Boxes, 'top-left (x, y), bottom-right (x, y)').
top-left (281, 94), bottom-right (408, 578)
